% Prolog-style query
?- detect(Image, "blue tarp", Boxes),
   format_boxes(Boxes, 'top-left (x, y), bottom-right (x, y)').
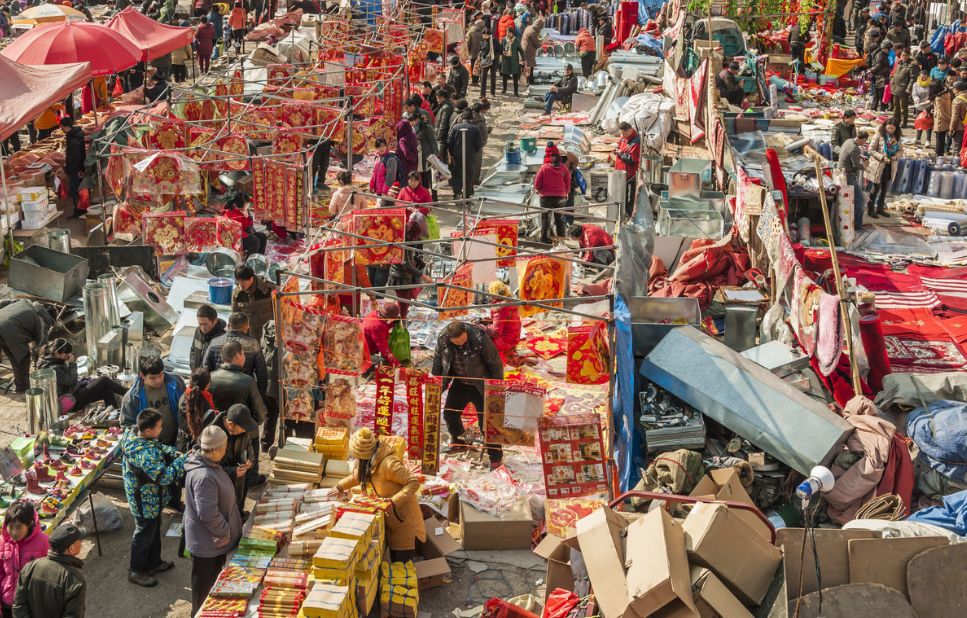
top-left (909, 489), bottom-right (967, 535)
top-left (908, 400), bottom-right (967, 483)
top-left (637, 0), bottom-right (664, 23)
top-left (613, 294), bottom-right (645, 491)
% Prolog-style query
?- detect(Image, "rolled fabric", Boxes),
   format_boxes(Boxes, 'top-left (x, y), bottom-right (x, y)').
top-left (860, 312), bottom-right (892, 394)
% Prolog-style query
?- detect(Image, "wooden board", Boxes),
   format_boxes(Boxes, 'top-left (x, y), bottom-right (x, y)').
top-left (907, 543), bottom-right (967, 618)
top-left (848, 536), bottom-right (948, 598)
top-left (776, 528), bottom-right (880, 600)
top-left (788, 583), bottom-right (917, 618)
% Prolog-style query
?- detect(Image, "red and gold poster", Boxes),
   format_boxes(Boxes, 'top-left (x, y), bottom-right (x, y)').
top-left (322, 314), bottom-right (369, 376)
top-left (404, 369), bottom-right (425, 460)
top-left (566, 323), bottom-right (610, 385)
top-left (438, 262), bottom-right (473, 318)
top-left (482, 380), bottom-right (546, 446)
top-left (374, 366), bottom-right (395, 437)
top-left (545, 495), bottom-right (609, 539)
top-left (476, 219), bottom-right (519, 267)
top-left (321, 236), bottom-right (347, 288)
top-left (518, 256), bottom-right (567, 318)
top-left (538, 414), bottom-right (608, 499)
top-left (422, 375), bottom-right (442, 476)
top-left (142, 210), bottom-right (187, 256)
top-left (353, 208), bottom-right (405, 265)
top-left (145, 120), bottom-right (188, 150)
top-left (185, 217), bottom-right (218, 253)
top-left (216, 217), bottom-right (243, 253)
top-left (322, 377), bottom-right (356, 428)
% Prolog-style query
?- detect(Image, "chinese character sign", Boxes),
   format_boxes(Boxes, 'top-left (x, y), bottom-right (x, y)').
top-left (405, 369), bottom-right (425, 460)
top-left (422, 375), bottom-right (442, 476)
top-left (373, 366), bottom-right (395, 436)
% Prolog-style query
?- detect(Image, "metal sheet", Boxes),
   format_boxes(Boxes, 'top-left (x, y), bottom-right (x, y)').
top-left (638, 326), bottom-right (852, 475)
top-left (117, 272), bottom-right (178, 333)
top-left (740, 341), bottom-right (810, 377)
top-left (9, 245), bottom-right (89, 302)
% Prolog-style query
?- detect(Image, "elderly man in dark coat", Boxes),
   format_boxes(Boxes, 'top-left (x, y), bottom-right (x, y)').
top-left (0, 300), bottom-right (52, 392)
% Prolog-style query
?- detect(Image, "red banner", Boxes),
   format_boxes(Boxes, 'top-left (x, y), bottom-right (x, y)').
top-left (374, 366), bottom-right (395, 436)
top-left (565, 323), bottom-right (610, 385)
top-left (476, 219), bottom-right (519, 267)
top-left (538, 414), bottom-right (608, 499)
top-left (405, 369), bottom-right (425, 460)
top-left (421, 375), bottom-right (442, 476)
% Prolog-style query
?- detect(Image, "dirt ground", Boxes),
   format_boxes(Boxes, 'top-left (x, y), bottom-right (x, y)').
top-left (0, 81), bottom-right (544, 616)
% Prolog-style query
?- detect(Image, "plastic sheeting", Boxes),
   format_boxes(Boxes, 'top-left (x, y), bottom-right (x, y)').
top-left (612, 294), bottom-right (645, 492)
top-left (600, 92), bottom-right (674, 154)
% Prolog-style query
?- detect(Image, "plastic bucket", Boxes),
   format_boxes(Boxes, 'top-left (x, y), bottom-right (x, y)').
top-left (208, 277), bottom-right (233, 305)
top-left (520, 137), bottom-right (537, 152)
top-left (505, 147), bottom-right (522, 165)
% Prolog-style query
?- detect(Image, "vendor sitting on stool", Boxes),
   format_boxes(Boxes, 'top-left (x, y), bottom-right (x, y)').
top-left (567, 223), bottom-right (615, 265)
top-left (543, 64), bottom-right (578, 115)
top-left (331, 428), bottom-right (425, 562)
top-left (39, 338), bottom-right (128, 413)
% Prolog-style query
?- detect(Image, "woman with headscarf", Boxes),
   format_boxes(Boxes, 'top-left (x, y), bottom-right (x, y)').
top-left (395, 117), bottom-right (419, 180)
top-left (332, 428), bottom-right (426, 562)
top-left (533, 142), bottom-right (571, 244)
top-left (521, 17), bottom-right (543, 85)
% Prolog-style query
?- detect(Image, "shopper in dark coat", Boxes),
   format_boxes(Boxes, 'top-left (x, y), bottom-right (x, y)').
top-left (231, 264), bottom-right (276, 341)
top-left (434, 90), bottom-right (455, 156)
top-left (12, 525), bottom-right (86, 618)
top-left (61, 116), bottom-right (86, 217)
top-left (500, 28), bottom-right (524, 95)
top-left (446, 111), bottom-right (483, 198)
top-left (208, 341), bottom-right (267, 424)
top-left (204, 405), bottom-right (257, 512)
top-left (201, 312), bottom-right (268, 394)
top-left (0, 300), bottom-right (52, 393)
top-left (446, 56), bottom-right (470, 99)
top-left (189, 304), bottom-right (226, 371)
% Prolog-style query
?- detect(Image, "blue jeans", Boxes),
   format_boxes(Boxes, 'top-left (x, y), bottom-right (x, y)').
top-left (543, 91), bottom-right (562, 114)
top-left (850, 177), bottom-right (866, 229)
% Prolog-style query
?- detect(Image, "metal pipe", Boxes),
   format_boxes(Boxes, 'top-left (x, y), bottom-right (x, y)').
top-left (29, 369), bottom-right (59, 435)
top-left (25, 388), bottom-right (46, 434)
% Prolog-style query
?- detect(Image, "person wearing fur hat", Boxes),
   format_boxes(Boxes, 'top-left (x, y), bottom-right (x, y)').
top-left (332, 428), bottom-right (425, 561)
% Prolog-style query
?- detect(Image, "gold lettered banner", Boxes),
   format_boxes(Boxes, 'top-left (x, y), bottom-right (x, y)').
top-left (421, 375), bottom-right (442, 476)
top-left (374, 366), bottom-right (395, 436)
top-left (405, 369), bottom-right (425, 461)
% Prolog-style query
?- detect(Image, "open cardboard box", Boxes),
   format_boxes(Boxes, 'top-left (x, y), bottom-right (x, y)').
top-left (689, 468), bottom-right (771, 541)
top-left (415, 517), bottom-right (460, 590)
top-left (458, 497), bottom-right (534, 551)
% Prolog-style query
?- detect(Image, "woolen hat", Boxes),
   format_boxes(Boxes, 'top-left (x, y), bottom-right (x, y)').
top-left (349, 427), bottom-right (378, 460)
top-left (449, 56), bottom-right (461, 66)
top-left (199, 425), bottom-right (228, 450)
top-left (226, 404), bottom-right (258, 433)
top-left (50, 524), bottom-right (83, 552)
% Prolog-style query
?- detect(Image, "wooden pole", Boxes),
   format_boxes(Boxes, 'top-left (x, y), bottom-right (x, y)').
top-left (803, 144), bottom-right (863, 397)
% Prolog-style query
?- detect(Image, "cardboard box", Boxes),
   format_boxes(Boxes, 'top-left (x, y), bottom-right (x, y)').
top-left (689, 567), bottom-right (752, 618)
top-left (459, 498), bottom-right (534, 551)
top-left (624, 509), bottom-right (697, 617)
top-left (847, 536), bottom-right (948, 599)
top-left (776, 528), bottom-right (880, 599)
top-left (576, 507), bottom-right (630, 618)
top-left (534, 534), bottom-right (576, 601)
top-left (682, 502), bottom-right (781, 606)
top-left (415, 517), bottom-right (460, 589)
top-left (689, 468), bottom-right (770, 541)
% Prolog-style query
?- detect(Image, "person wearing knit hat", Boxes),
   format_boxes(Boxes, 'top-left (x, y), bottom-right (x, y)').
top-left (332, 428), bottom-right (425, 561)
top-left (362, 301), bottom-right (403, 368)
top-left (13, 524), bottom-right (86, 618)
top-left (533, 141), bottom-right (572, 244)
top-left (183, 425), bottom-right (243, 615)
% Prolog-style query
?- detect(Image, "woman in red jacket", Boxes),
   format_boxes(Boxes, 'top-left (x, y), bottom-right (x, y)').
top-left (533, 142), bottom-right (571, 244)
top-left (485, 281), bottom-right (521, 360)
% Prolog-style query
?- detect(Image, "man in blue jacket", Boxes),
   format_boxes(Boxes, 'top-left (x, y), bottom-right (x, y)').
top-left (120, 355), bottom-right (186, 450)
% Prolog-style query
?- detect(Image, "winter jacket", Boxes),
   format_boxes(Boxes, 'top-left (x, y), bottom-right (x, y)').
top-left (489, 305), bottom-right (521, 353)
top-left (121, 429), bottom-right (186, 520)
top-left (577, 224), bottom-right (614, 262)
top-left (412, 116), bottom-right (439, 165)
top-left (208, 9), bottom-right (223, 40)
top-left (534, 162), bottom-right (572, 198)
top-left (228, 6), bottom-right (247, 30)
top-left (190, 317), bottom-right (226, 371)
top-left (0, 512), bottom-right (48, 608)
top-left (935, 88), bottom-right (953, 130)
top-left (120, 373), bottom-right (186, 428)
top-left (0, 300), bottom-right (51, 365)
top-left (469, 111), bottom-right (489, 148)
top-left (206, 410), bottom-right (255, 502)
top-left (328, 186), bottom-right (366, 220)
top-left (467, 22), bottom-right (485, 59)
top-left (63, 127), bottom-right (86, 175)
top-left (435, 102), bottom-right (455, 155)
top-left (231, 274), bottom-right (276, 341)
top-left (261, 321), bottom-right (279, 401)
top-left (208, 364), bottom-right (267, 423)
top-left (869, 130), bottom-right (903, 181)
top-left (890, 59), bottom-right (915, 94)
top-left (194, 22), bottom-right (215, 56)
top-left (863, 28), bottom-right (882, 57)
top-left (201, 329), bottom-right (268, 394)
top-left (336, 441), bottom-right (426, 551)
top-left (37, 355), bottom-right (77, 396)
top-left (550, 73), bottom-right (578, 105)
top-left (575, 29), bottom-right (595, 54)
top-left (870, 49), bottom-right (892, 87)
top-left (12, 551), bottom-right (85, 618)
top-left (886, 27), bottom-right (910, 50)
top-left (388, 247), bottom-right (426, 289)
top-left (951, 93), bottom-right (967, 132)
top-left (447, 64), bottom-right (470, 99)
top-left (447, 121), bottom-right (483, 162)
top-left (912, 80), bottom-right (932, 110)
top-left (395, 119), bottom-right (419, 178)
top-left (496, 14), bottom-right (515, 40)
top-left (831, 121), bottom-right (857, 148)
top-left (431, 322), bottom-right (503, 395)
top-left (838, 138), bottom-right (865, 178)
top-left (521, 20), bottom-right (543, 67)
top-left (362, 311), bottom-right (397, 365)
top-left (500, 34), bottom-right (523, 76)
top-left (183, 452), bottom-right (242, 559)
top-left (398, 184), bottom-right (432, 207)
top-left (370, 152), bottom-right (400, 195)
top-left (615, 131), bottom-right (641, 178)
top-left (172, 44), bottom-right (192, 65)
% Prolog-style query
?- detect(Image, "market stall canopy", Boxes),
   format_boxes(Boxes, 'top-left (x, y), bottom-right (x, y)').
top-left (105, 7), bottom-right (194, 62)
top-left (0, 21), bottom-right (141, 77)
top-left (10, 4), bottom-right (87, 29)
top-left (0, 55), bottom-right (91, 142)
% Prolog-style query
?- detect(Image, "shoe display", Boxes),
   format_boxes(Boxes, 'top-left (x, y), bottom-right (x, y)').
top-left (24, 470), bottom-right (43, 495)
top-left (33, 465), bottom-right (55, 484)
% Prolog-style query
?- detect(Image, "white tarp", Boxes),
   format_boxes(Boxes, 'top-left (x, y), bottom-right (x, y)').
top-left (600, 91), bottom-right (674, 155)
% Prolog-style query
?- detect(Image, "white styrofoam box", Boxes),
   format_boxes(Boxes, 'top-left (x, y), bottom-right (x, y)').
top-left (17, 186), bottom-right (47, 203)
top-left (21, 207), bottom-right (54, 229)
top-left (20, 197), bottom-right (49, 213)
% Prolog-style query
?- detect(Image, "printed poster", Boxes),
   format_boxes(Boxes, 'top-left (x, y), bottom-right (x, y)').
top-left (538, 414), bottom-right (608, 499)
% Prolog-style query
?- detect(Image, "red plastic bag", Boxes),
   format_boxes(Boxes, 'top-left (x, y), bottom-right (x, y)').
top-left (542, 589), bottom-right (579, 618)
top-left (77, 188), bottom-right (90, 212)
top-left (483, 598), bottom-right (540, 618)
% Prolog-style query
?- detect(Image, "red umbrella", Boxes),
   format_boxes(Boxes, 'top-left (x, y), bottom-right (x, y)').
top-left (0, 21), bottom-right (141, 77)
